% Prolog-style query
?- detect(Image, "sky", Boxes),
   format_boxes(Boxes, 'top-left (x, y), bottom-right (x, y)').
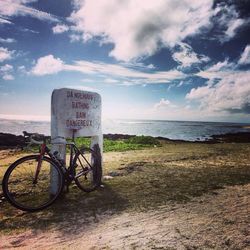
top-left (0, 0), bottom-right (250, 123)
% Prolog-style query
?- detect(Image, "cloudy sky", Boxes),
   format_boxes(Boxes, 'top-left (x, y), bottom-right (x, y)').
top-left (0, 0), bottom-right (250, 122)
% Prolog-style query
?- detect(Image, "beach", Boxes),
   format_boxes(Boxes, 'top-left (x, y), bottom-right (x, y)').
top-left (0, 133), bottom-right (250, 249)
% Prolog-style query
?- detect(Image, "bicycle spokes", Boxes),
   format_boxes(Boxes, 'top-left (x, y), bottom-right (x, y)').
top-left (3, 155), bottom-right (63, 211)
top-left (73, 148), bottom-right (97, 192)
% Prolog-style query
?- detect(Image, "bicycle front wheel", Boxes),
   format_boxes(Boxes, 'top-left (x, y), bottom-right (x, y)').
top-left (2, 155), bottom-right (64, 212)
top-left (73, 147), bottom-right (102, 192)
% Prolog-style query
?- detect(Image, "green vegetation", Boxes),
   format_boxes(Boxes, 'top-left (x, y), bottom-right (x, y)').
top-left (125, 135), bottom-right (160, 146)
top-left (20, 135), bottom-right (161, 154)
top-left (74, 135), bottom-right (161, 152)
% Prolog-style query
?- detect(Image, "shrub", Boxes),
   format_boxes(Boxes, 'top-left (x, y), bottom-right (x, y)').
top-left (125, 135), bottom-right (160, 145)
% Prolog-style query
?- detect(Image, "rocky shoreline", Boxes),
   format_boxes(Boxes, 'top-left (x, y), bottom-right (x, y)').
top-left (1, 131), bottom-right (250, 149)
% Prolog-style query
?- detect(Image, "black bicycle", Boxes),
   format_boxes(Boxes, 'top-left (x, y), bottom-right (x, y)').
top-left (2, 131), bottom-right (102, 212)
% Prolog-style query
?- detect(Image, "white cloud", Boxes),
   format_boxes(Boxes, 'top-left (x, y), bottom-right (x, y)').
top-left (69, 33), bottom-right (81, 42)
top-left (0, 64), bottom-right (13, 72)
top-left (0, 0), bottom-right (59, 23)
top-left (18, 65), bottom-right (27, 74)
top-left (206, 59), bottom-right (232, 72)
top-left (2, 74), bottom-right (14, 80)
top-left (0, 17), bottom-right (12, 24)
top-left (239, 45), bottom-right (250, 65)
top-left (31, 55), bottom-right (64, 75)
top-left (177, 81), bottom-right (184, 87)
top-left (104, 78), bottom-right (120, 84)
top-left (0, 37), bottom-right (16, 43)
top-left (186, 85), bottom-right (212, 101)
top-left (196, 59), bottom-right (235, 79)
top-left (120, 62), bottom-right (156, 70)
top-left (31, 54), bottom-right (185, 84)
top-left (52, 24), bottom-right (69, 34)
top-left (0, 63), bottom-right (14, 80)
top-left (154, 98), bottom-right (176, 109)
top-left (187, 60), bottom-right (250, 114)
top-left (0, 47), bottom-right (14, 62)
top-left (224, 18), bottom-right (244, 41)
top-left (69, 0), bottom-right (214, 61)
top-left (214, 4), bottom-right (248, 42)
top-left (172, 43), bottom-right (210, 68)
top-left (64, 60), bottom-right (185, 84)
top-left (21, 27), bottom-right (39, 34)
top-left (176, 80), bottom-right (192, 87)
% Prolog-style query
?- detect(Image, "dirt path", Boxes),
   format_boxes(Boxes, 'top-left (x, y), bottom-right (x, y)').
top-left (1, 184), bottom-right (249, 250)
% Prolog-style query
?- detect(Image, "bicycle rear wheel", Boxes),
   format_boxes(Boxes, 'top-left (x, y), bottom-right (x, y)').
top-left (73, 146), bottom-right (102, 192)
top-left (2, 155), bottom-right (64, 212)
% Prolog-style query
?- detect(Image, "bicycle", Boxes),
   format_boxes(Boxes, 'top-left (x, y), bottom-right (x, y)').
top-left (2, 131), bottom-right (102, 212)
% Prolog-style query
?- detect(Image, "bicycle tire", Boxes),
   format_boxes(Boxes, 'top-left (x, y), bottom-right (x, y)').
top-left (2, 155), bottom-right (64, 212)
top-left (72, 146), bottom-right (102, 192)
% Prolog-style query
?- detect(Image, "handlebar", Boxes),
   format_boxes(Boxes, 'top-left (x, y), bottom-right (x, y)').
top-left (23, 131), bottom-right (50, 145)
top-left (23, 131), bottom-right (66, 146)
top-left (30, 135), bottom-right (44, 145)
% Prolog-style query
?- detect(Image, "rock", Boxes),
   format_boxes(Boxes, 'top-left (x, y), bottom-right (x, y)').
top-left (211, 132), bottom-right (250, 143)
top-left (108, 171), bottom-right (123, 177)
top-left (103, 175), bottom-right (114, 180)
top-left (0, 133), bottom-right (26, 148)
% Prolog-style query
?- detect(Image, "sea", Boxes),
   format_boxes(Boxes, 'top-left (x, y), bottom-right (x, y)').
top-left (0, 118), bottom-right (249, 141)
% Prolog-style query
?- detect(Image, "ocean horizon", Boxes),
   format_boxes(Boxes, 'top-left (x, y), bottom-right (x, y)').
top-left (0, 118), bottom-right (249, 141)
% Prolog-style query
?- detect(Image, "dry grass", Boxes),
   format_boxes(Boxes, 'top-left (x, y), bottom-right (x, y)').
top-left (0, 141), bottom-right (250, 237)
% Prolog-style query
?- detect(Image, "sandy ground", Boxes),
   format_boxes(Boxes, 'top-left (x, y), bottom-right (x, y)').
top-left (0, 183), bottom-right (249, 250)
top-left (1, 143), bottom-right (250, 250)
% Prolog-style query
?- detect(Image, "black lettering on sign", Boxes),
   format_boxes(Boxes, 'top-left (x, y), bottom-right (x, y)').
top-left (72, 102), bottom-right (89, 109)
top-left (67, 91), bottom-right (73, 98)
top-left (73, 92), bottom-right (93, 100)
top-left (76, 112), bottom-right (86, 119)
top-left (66, 119), bottom-right (93, 128)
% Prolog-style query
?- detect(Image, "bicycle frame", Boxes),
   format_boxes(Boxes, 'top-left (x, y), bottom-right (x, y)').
top-left (66, 129), bottom-right (94, 177)
top-left (67, 142), bottom-right (94, 178)
top-left (36, 139), bottom-right (93, 184)
top-left (33, 143), bottom-right (46, 184)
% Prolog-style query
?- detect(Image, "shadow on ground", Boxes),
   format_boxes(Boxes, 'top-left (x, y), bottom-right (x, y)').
top-left (1, 142), bottom-right (250, 241)
top-left (0, 183), bottom-right (127, 237)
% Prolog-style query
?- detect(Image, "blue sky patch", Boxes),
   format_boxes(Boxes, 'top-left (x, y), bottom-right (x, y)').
top-left (0, 0), bottom-right (250, 122)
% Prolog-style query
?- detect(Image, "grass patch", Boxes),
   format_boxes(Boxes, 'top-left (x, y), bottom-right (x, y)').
top-left (0, 142), bottom-right (250, 235)
top-left (125, 135), bottom-right (160, 146)
top-left (74, 135), bottom-right (160, 152)
top-left (19, 135), bottom-right (160, 154)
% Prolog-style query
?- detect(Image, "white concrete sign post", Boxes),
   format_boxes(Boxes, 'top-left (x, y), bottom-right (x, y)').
top-left (50, 88), bottom-right (102, 194)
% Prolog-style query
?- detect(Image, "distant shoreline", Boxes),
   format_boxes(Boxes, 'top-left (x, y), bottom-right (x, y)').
top-left (1, 131), bottom-right (250, 149)
top-left (242, 126), bottom-right (250, 129)
top-left (1, 118), bottom-right (250, 143)
top-left (98, 132), bottom-right (250, 144)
